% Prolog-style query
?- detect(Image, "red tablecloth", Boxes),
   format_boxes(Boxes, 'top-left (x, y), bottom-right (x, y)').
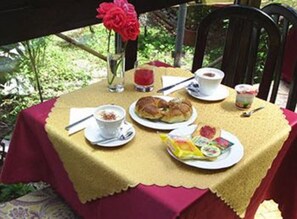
top-left (282, 28), bottom-right (297, 83)
top-left (1, 99), bottom-right (297, 219)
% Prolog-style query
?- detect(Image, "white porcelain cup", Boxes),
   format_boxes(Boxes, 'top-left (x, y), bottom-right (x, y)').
top-left (93, 105), bottom-right (126, 139)
top-left (194, 68), bottom-right (225, 96)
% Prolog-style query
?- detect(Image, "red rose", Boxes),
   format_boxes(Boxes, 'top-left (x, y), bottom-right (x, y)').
top-left (96, 0), bottom-right (140, 51)
top-left (114, 0), bottom-right (137, 18)
top-left (119, 15), bottom-right (140, 42)
top-left (96, 2), bottom-right (116, 19)
top-left (114, 0), bottom-right (128, 7)
top-left (103, 7), bottom-right (127, 32)
top-left (122, 3), bottom-right (137, 18)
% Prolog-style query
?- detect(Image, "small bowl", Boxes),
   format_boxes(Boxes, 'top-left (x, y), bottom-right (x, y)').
top-left (93, 105), bottom-right (126, 139)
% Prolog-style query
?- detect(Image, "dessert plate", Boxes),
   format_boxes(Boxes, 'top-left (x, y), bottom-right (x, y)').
top-left (167, 125), bottom-right (244, 169)
top-left (129, 96), bottom-right (197, 130)
top-left (84, 120), bottom-right (135, 147)
top-left (186, 84), bottom-right (229, 101)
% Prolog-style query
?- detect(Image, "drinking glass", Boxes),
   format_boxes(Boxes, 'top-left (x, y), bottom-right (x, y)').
top-left (107, 52), bottom-right (125, 93)
top-left (134, 61), bottom-right (154, 92)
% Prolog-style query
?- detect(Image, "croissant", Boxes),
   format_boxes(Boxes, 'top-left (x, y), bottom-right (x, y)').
top-left (135, 96), bottom-right (168, 120)
top-left (135, 96), bottom-right (193, 123)
top-left (161, 98), bottom-right (193, 123)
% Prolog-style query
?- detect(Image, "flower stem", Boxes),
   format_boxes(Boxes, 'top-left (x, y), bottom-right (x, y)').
top-left (108, 53), bottom-right (124, 85)
top-left (107, 30), bottom-right (112, 53)
top-left (107, 36), bottom-right (126, 86)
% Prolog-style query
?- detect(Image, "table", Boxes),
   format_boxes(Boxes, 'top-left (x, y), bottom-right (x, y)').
top-left (1, 68), bottom-right (297, 219)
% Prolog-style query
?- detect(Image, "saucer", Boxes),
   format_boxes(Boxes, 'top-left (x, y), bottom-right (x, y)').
top-left (84, 121), bottom-right (135, 147)
top-left (186, 84), bottom-right (229, 101)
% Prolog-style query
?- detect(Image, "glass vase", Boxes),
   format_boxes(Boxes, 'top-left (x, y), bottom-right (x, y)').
top-left (107, 52), bottom-right (125, 93)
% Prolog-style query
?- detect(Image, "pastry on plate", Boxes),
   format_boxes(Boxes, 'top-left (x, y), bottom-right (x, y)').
top-left (135, 96), bottom-right (168, 120)
top-left (135, 96), bottom-right (193, 123)
top-left (161, 98), bottom-right (193, 123)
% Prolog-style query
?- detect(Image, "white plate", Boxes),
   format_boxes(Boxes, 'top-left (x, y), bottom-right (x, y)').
top-left (84, 121), bottom-right (135, 147)
top-left (129, 96), bottom-right (198, 130)
top-left (167, 125), bottom-right (244, 169)
top-left (186, 84), bottom-right (229, 101)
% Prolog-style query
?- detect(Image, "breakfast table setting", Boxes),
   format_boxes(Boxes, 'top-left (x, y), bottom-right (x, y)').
top-left (1, 64), bottom-right (297, 219)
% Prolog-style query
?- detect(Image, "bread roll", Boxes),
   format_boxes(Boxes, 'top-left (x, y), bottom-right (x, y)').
top-left (161, 98), bottom-right (193, 123)
top-left (135, 96), bottom-right (168, 120)
top-left (135, 96), bottom-right (193, 123)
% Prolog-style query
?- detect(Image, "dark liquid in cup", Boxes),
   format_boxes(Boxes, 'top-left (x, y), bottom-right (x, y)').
top-left (203, 73), bottom-right (216, 78)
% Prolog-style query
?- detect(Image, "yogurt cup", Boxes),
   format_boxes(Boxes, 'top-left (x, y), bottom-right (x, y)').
top-left (235, 84), bottom-right (258, 109)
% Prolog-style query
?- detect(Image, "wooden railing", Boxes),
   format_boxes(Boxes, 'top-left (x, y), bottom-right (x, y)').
top-left (0, 0), bottom-right (193, 70)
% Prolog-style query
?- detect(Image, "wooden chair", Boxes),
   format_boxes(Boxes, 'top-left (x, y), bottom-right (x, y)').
top-left (262, 3), bottom-right (297, 111)
top-left (192, 5), bottom-right (281, 100)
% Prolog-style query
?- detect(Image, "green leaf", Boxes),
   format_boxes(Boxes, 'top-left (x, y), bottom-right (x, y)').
top-left (0, 57), bottom-right (18, 73)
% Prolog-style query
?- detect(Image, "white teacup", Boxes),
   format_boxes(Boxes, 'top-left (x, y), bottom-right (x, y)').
top-left (93, 105), bottom-right (126, 139)
top-left (194, 68), bottom-right (225, 96)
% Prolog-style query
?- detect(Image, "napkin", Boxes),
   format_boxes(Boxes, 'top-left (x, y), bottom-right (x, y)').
top-left (161, 76), bottom-right (195, 95)
top-left (68, 108), bottom-right (96, 135)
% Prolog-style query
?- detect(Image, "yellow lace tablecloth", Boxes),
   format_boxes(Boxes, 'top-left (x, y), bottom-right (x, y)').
top-left (45, 67), bottom-right (290, 217)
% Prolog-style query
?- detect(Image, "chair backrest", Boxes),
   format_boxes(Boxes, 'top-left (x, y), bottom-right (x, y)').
top-left (192, 5), bottom-right (281, 100)
top-left (289, 63), bottom-right (297, 111)
top-left (262, 3), bottom-right (297, 111)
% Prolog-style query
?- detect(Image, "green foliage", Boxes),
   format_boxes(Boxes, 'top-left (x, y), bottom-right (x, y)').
top-left (22, 38), bottom-right (48, 102)
top-left (0, 43), bottom-right (24, 84)
top-left (262, 0), bottom-right (297, 8)
top-left (138, 26), bottom-right (176, 63)
top-left (0, 95), bottom-right (38, 126)
top-left (186, 4), bottom-right (217, 30)
top-left (0, 183), bottom-right (35, 203)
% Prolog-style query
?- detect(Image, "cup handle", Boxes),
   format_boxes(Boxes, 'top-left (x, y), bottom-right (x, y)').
top-left (195, 78), bottom-right (200, 88)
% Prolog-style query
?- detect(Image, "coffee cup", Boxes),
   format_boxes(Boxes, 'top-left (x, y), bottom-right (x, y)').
top-left (194, 68), bottom-right (225, 96)
top-left (93, 105), bottom-right (126, 139)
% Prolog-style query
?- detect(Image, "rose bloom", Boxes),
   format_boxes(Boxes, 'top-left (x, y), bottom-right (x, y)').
top-left (103, 6), bottom-right (127, 32)
top-left (120, 15), bottom-right (140, 42)
top-left (114, 0), bottom-right (137, 18)
top-left (114, 0), bottom-right (128, 7)
top-left (96, 2), bottom-right (115, 19)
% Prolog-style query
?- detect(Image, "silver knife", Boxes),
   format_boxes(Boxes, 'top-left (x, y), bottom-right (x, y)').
top-left (157, 76), bottom-right (195, 93)
top-left (65, 114), bottom-right (93, 131)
